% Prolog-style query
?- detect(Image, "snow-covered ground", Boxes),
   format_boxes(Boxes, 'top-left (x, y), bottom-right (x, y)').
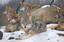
top-left (0, 26), bottom-right (25, 40)
top-left (1, 30), bottom-right (64, 42)
top-left (0, 24), bottom-right (64, 42)
top-left (19, 30), bottom-right (64, 42)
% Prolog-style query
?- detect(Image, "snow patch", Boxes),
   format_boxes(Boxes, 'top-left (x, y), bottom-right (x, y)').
top-left (41, 5), bottom-right (50, 8)
top-left (46, 24), bottom-right (58, 30)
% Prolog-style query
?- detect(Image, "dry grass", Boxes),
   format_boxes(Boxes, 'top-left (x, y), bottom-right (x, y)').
top-left (55, 23), bottom-right (64, 31)
top-left (31, 4), bottom-right (41, 12)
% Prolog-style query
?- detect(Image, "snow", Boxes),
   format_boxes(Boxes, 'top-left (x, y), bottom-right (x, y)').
top-left (0, 26), bottom-right (25, 40)
top-left (0, 24), bottom-right (64, 42)
top-left (2, 31), bottom-right (25, 40)
top-left (19, 30), bottom-right (64, 42)
top-left (19, 30), bottom-right (58, 42)
top-left (46, 24), bottom-right (58, 30)
top-left (41, 5), bottom-right (50, 8)
top-left (41, 5), bottom-right (61, 11)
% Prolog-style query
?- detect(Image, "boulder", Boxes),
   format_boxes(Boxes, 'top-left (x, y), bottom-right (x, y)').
top-left (0, 31), bottom-right (3, 40)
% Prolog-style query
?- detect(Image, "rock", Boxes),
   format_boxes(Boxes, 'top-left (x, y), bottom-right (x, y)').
top-left (0, 31), bottom-right (3, 40)
top-left (8, 37), bottom-right (15, 40)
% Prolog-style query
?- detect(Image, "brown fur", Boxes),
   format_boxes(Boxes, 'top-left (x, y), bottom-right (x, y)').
top-left (5, 6), bottom-right (21, 32)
